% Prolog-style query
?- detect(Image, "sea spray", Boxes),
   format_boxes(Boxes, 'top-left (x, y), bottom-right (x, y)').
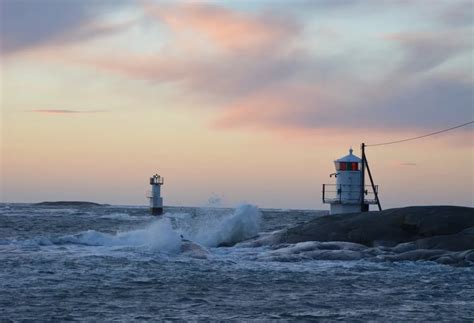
top-left (58, 217), bottom-right (182, 253)
top-left (180, 204), bottom-right (262, 247)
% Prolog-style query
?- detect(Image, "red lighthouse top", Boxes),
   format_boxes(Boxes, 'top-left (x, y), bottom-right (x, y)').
top-left (334, 148), bottom-right (362, 171)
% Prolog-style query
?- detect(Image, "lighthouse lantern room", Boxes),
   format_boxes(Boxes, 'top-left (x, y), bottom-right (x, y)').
top-left (148, 174), bottom-right (164, 215)
top-left (322, 148), bottom-right (379, 215)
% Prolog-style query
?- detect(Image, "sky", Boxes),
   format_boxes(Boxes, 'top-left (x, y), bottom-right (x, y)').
top-left (1, 0), bottom-right (473, 209)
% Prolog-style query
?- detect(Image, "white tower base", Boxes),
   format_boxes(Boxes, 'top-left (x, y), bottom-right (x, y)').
top-left (330, 203), bottom-right (368, 215)
top-left (149, 174), bottom-right (164, 216)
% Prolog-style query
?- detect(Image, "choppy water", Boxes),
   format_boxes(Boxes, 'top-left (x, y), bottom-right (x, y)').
top-left (1, 203), bottom-right (473, 320)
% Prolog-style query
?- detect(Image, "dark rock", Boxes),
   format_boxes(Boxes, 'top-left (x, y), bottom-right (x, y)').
top-left (257, 241), bottom-right (368, 262)
top-left (411, 227), bottom-right (474, 251)
top-left (278, 206), bottom-right (474, 250)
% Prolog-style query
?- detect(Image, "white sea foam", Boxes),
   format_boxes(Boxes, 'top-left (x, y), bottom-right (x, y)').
top-left (61, 218), bottom-right (182, 254)
top-left (179, 204), bottom-right (261, 247)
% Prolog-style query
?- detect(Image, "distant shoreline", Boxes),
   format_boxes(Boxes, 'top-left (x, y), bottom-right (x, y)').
top-left (34, 201), bottom-right (110, 207)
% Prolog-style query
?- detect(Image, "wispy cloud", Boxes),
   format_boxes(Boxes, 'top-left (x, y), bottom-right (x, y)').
top-left (437, 0), bottom-right (474, 27)
top-left (33, 1), bottom-right (306, 100)
top-left (12, 1), bottom-right (473, 134)
top-left (385, 30), bottom-right (472, 73)
top-left (30, 109), bottom-right (105, 114)
top-left (0, 0), bottom-right (133, 54)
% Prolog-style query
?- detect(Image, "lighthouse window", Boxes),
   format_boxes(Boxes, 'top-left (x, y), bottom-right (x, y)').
top-left (336, 162), bottom-right (360, 171)
top-left (336, 162), bottom-right (359, 171)
top-left (339, 162), bottom-right (346, 171)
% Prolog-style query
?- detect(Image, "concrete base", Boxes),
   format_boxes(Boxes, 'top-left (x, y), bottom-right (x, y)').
top-left (331, 203), bottom-right (368, 215)
top-left (150, 207), bottom-right (163, 215)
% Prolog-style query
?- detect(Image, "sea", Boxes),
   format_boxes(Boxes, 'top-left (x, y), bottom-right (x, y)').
top-left (1, 203), bottom-right (473, 321)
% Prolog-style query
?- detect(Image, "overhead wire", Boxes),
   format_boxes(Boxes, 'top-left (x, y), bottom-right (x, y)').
top-left (366, 121), bottom-right (474, 147)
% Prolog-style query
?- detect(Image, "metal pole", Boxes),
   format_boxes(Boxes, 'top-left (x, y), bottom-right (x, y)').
top-left (363, 153), bottom-right (382, 211)
top-left (339, 184), bottom-right (341, 204)
top-left (322, 184), bottom-right (325, 203)
top-left (360, 143), bottom-right (366, 212)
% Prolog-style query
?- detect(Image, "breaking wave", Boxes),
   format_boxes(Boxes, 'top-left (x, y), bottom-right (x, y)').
top-left (8, 204), bottom-right (262, 254)
top-left (177, 204), bottom-right (261, 247)
top-left (57, 218), bottom-right (182, 253)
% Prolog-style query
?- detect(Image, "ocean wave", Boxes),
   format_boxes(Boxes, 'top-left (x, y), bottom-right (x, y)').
top-left (99, 213), bottom-right (143, 220)
top-left (5, 205), bottom-right (262, 257)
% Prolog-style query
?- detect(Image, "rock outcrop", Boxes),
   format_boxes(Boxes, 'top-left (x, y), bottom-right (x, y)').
top-left (279, 206), bottom-right (474, 248)
top-left (270, 206), bottom-right (474, 266)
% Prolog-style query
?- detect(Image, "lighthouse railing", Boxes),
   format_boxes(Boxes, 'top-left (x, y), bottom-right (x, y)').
top-left (322, 184), bottom-right (378, 204)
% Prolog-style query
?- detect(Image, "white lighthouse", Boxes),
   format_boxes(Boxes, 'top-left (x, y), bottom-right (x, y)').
top-left (149, 174), bottom-right (164, 215)
top-left (322, 148), bottom-right (378, 214)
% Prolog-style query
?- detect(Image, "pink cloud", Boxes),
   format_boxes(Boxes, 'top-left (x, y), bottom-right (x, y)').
top-left (211, 84), bottom-right (338, 130)
top-left (143, 2), bottom-right (300, 53)
top-left (12, 2), bottom-right (308, 115)
top-left (12, 2), bottom-right (471, 137)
